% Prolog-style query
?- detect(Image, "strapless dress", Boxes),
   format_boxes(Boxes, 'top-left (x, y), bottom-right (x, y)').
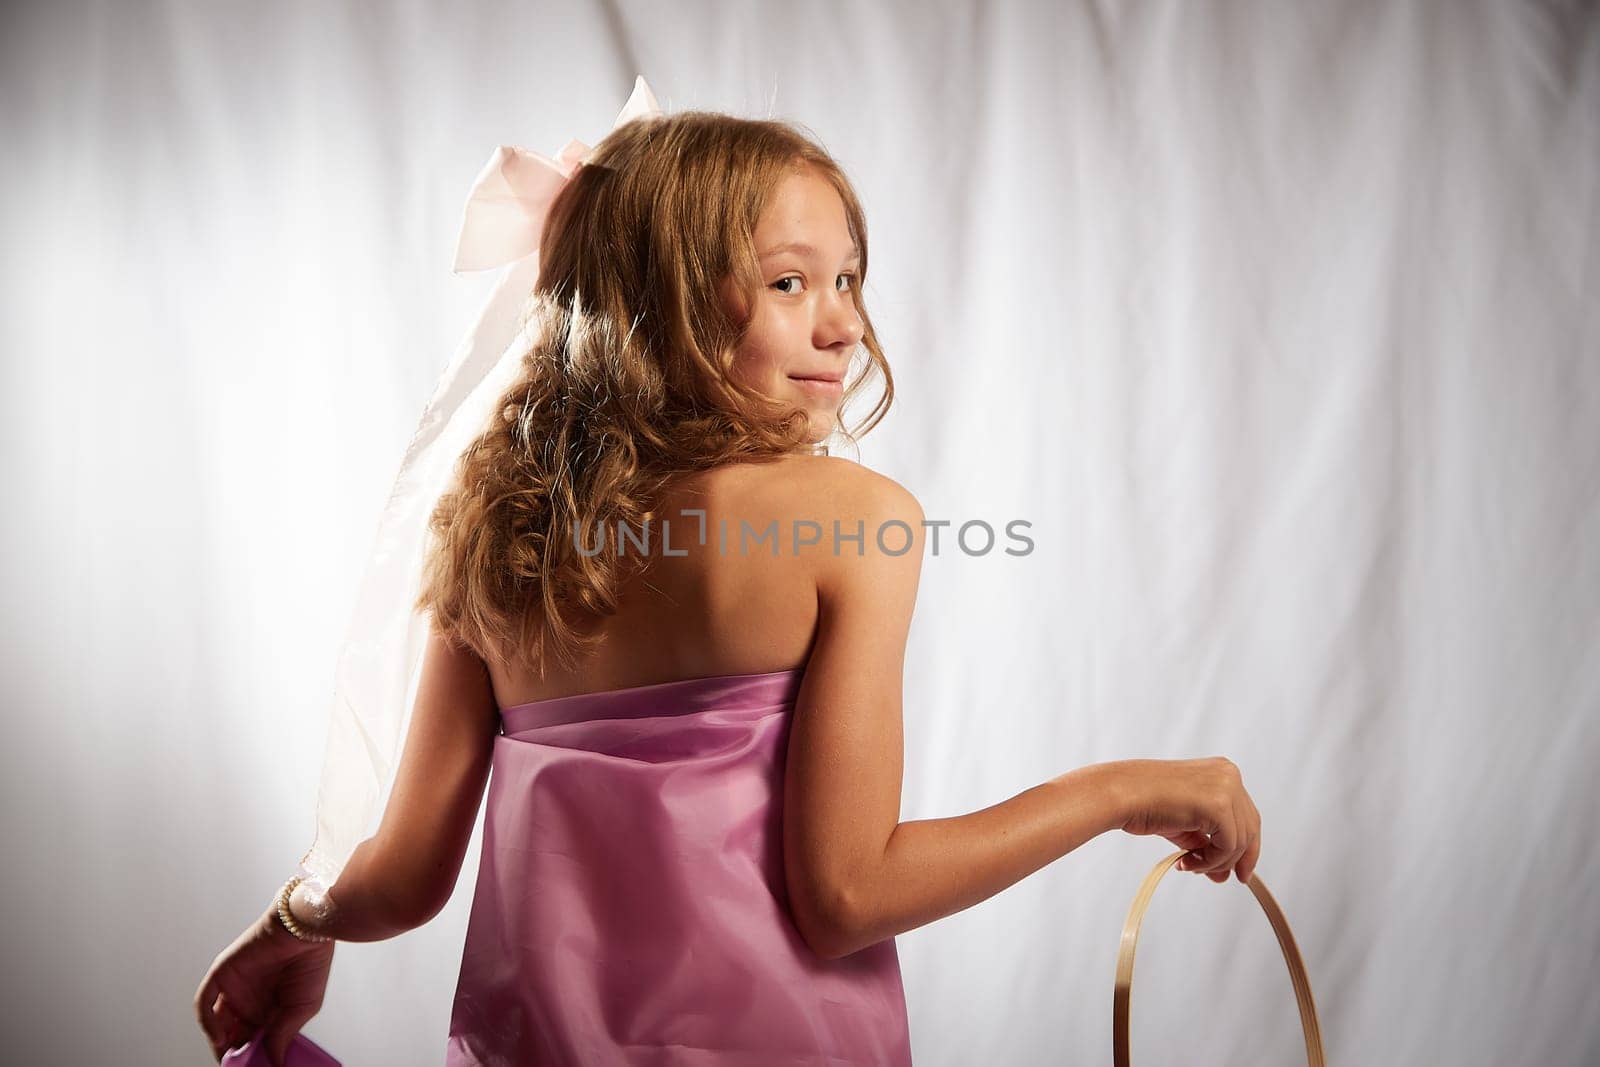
top-left (444, 668), bottom-right (913, 1065)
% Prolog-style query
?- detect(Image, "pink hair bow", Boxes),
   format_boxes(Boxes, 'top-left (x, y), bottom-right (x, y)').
top-left (451, 74), bottom-right (663, 274)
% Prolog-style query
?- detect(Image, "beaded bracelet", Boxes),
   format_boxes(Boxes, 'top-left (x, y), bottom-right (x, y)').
top-left (274, 876), bottom-right (333, 943)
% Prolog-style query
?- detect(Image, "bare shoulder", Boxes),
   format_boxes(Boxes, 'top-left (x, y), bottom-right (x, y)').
top-left (769, 455), bottom-right (926, 593)
top-left (723, 453), bottom-right (923, 535)
top-left (789, 453), bottom-right (922, 509)
top-left (658, 451), bottom-right (926, 622)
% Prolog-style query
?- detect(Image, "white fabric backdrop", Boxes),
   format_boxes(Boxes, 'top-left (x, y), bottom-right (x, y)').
top-left (3, 1), bottom-right (1595, 1063)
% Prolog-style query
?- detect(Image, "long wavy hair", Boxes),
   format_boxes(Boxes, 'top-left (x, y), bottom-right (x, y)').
top-left (415, 110), bottom-right (895, 677)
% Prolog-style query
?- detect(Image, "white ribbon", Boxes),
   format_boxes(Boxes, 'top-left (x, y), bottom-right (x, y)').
top-left (297, 75), bottom-right (664, 888)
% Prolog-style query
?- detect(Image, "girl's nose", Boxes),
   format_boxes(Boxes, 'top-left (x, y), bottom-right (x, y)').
top-left (822, 294), bottom-right (865, 348)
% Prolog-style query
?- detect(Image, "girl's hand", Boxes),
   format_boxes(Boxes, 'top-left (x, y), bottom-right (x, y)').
top-left (194, 903), bottom-right (335, 1065)
top-left (1114, 756), bottom-right (1263, 884)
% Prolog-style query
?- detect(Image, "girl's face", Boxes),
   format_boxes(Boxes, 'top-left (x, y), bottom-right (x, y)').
top-left (719, 166), bottom-right (865, 444)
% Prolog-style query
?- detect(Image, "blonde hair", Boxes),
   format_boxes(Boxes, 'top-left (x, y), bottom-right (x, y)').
top-left (415, 111), bottom-right (894, 677)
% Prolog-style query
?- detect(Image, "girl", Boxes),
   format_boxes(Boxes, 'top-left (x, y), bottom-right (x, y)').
top-left (197, 101), bottom-right (1261, 1066)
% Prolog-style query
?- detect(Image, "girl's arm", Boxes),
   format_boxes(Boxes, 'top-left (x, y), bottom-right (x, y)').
top-left (783, 467), bottom-right (1130, 961)
top-left (287, 627), bottom-right (501, 942)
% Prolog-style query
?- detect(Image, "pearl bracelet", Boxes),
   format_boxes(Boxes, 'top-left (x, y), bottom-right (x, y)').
top-left (274, 876), bottom-right (333, 943)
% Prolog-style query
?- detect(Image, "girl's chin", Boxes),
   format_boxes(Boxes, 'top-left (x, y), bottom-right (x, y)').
top-left (736, 380), bottom-right (839, 442)
top-left (789, 405), bottom-right (836, 443)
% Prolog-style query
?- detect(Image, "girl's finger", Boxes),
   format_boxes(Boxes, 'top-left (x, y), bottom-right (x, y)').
top-left (1176, 830), bottom-right (1210, 867)
top-left (1166, 830), bottom-right (1211, 853)
top-left (1237, 818), bottom-right (1261, 882)
top-left (1235, 794), bottom-right (1259, 877)
top-left (215, 991), bottom-right (245, 1054)
top-left (214, 985), bottom-right (264, 1057)
top-left (196, 983), bottom-right (228, 1057)
top-left (1193, 800), bottom-right (1240, 876)
top-left (1203, 806), bottom-right (1235, 870)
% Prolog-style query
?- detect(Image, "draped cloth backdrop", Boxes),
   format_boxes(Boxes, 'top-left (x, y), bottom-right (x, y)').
top-left (1, 2), bottom-right (1594, 1064)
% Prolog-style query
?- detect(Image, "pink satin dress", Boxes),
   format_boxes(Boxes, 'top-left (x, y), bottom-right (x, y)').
top-left (444, 668), bottom-right (914, 1065)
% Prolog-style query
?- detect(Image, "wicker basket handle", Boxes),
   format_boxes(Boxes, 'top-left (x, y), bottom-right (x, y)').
top-left (1113, 850), bottom-right (1326, 1066)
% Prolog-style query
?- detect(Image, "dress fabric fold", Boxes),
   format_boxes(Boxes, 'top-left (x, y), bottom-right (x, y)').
top-left (445, 668), bottom-right (914, 1066)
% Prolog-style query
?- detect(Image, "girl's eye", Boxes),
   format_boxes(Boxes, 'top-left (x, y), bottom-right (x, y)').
top-left (772, 273), bottom-right (858, 295)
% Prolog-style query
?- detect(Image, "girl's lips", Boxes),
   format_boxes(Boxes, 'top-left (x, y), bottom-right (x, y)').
top-left (789, 375), bottom-right (844, 396)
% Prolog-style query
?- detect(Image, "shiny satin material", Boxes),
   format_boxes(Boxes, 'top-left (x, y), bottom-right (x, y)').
top-left (445, 669), bottom-right (913, 1066)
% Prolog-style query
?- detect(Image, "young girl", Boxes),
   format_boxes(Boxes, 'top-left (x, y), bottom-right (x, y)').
top-left (197, 99), bottom-right (1261, 1067)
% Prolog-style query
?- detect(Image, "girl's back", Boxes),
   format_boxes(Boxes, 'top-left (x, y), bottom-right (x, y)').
top-left (485, 452), bottom-right (871, 709)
